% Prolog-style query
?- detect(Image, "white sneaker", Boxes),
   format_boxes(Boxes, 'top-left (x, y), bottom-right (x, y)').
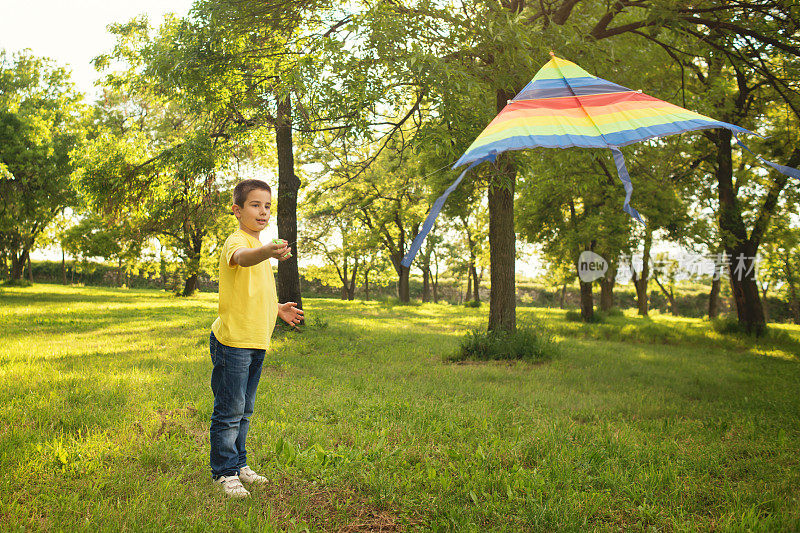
top-left (217, 475), bottom-right (250, 498)
top-left (239, 465), bottom-right (267, 485)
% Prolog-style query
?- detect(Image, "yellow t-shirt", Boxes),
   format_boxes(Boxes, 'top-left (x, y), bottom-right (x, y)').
top-left (211, 229), bottom-right (278, 350)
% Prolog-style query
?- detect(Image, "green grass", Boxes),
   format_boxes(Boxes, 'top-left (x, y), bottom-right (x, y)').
top-left (1, 284), bottom-right (800, 531)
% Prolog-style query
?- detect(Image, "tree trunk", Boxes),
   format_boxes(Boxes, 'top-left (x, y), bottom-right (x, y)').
top-left (160, 245), bottom-right (167, 289)
top-left (27, 254), bottom-right (33, 282)
top-left (433, 267), bottom-right (439, 303)
top-left (654, 276), bottom-right (677, 315)
top-left (10, 250), bottom-right (25, 281)
top-left (398, 265), bottom-right (410, 302)
top-left (341, 260), bottom-right (349, 300)
top-left (579, 280), bottom-right (594, 321)
top-left (487, 89), bottom-right (517, 333)
top-left (117, 257), bottom-right (123, 287)
top-left (633, 276), bottom-right (648, 316)
top-left (387, 250), bottom-right (411, 303)
top-left (347, 260), bottom-right (358, 300)
top-left (471, 264), bottom-right (480, 302)
top-left (421, 267), bottom-right (431, 302)
top-left (599, 266), bottom-right (616, 311)
top-left (62, 247), bottom-right (67, 285)
top-left (464, 224), bottom-right (480, 303)
top-left (726, 240), bottom-right (765, 335)
top-left (183, 273), bottom-right (199, 296)
top-left (559, 282), bottom-right (567, 309)
top-left (715, 129), bottom-right (765, 335)
top-left (488, 174), bottom-right (516, 332)
top-left (181, 228), bottom-right (204, 296)
top-left (488, 200), bottom-right (516, 323)
top-left (708, 276), bottom-right (721, 319)
top-left (715, 129), bottom-right (766, 335)
top-left (275, 93), bottom-right (303, 316)
top-left (363, 268), bottom-right (370, 300)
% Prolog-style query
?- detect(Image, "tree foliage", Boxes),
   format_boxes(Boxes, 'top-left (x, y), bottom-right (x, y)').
top-left (0, 50), bottom-right (85, 281)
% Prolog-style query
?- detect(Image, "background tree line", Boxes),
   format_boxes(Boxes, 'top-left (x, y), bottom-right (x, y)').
top-left (1, 0), bottom-right (798, 331)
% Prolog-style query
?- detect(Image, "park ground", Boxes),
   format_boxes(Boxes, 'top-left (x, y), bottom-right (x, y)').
top-left (1, 284), bottom-right (799, 531)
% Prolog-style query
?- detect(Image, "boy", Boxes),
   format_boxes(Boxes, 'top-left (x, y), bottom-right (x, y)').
top-left (209, 179), bottom-right (303, 498)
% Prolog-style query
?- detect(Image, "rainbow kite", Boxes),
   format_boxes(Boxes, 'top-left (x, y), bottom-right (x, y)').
top-left (401, 54), bottom-right (799, 268)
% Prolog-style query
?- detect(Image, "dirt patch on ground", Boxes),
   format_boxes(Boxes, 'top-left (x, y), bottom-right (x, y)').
top-left (257, 475), bottom-right (416, 532)
top-left (130, 405), bottom-right (206, 446)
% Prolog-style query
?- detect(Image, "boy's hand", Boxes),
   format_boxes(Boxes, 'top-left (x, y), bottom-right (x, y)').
top-left (278, 302), bottom-right (304, 327)
top-left (265, 240), bottom-right (291, 261)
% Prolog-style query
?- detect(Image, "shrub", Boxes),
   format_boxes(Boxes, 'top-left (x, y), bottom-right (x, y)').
top-left (624, 322), bottom-right (678, 344)
top-left (463, 300), bottom-right (481, 308)
top-left (602, 307), bottom-right (624, 317)
top-left (712, 316), bottom-right (750, 335)
top-left (379, 297), bottom-right (421, 308)
top-left (448, 323), bottom-right (558, 363)
top-left (710, 315), bottom-right (782, 337)
top-left (565, 310), bottom-right (604, 323)
top-left (565, 310), bottom-right (582, 322)
top-left (1, 279), bottom-right (32, 287)
top-left (768, 328), bottom-right (792, 343)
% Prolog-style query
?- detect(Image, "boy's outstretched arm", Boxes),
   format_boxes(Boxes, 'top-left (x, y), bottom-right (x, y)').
top-left (231, 242), bottom-right (291, 267)
top-left (278, 302), bottom-right (304, 326)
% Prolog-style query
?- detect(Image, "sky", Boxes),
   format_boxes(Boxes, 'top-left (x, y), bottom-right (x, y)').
top-left (0, 0), bottom-right (194, 98)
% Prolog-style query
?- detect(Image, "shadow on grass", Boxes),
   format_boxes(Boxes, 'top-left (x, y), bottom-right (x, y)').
top-left (538, 312), bottom-right (800, 362)
top-left (3, 303), bottom-right (214, 345)
top-left (0, 286), bottom-right (173, 305)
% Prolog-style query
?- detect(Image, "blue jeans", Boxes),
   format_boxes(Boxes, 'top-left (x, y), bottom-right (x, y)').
top-left (209, 332), bottom-right (265, 479)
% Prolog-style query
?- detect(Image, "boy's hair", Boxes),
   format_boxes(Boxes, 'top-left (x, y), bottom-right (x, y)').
top-left (233, 179), bottom-right (272, 207)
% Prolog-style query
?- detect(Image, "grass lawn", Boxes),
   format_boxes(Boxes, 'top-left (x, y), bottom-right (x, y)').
top-left (1, 284), bottom-right (799, 532)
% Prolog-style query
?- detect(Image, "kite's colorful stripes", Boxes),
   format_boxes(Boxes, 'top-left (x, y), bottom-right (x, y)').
top-left (400, 55), bottom-right (798, 268)
top-left (454, 57), bottom-right (751, 167)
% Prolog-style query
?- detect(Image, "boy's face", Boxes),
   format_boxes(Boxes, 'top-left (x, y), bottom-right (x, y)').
top-left (233, 189), bottom-right (271, 236)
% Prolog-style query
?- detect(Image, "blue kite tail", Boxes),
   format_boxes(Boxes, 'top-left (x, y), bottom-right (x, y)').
top-left (401, 158), bottom-right (485, 268)
top-left (609, 147), bottom-right (646, 225)
top-left (733, 133), bottom-right (800, 181)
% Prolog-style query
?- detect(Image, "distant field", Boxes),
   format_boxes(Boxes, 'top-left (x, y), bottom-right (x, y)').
top-left (1, 284), bottom-right (799, 531)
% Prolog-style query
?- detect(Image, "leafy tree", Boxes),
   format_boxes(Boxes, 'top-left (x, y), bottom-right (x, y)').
top-left (758, 215), bottom-right (800, 324)
top-left (517, 149), bottom-right (622, 321)
top-left (302, 195), bottom-right (371, 300)
top-left (303, 133), bottom-right (431, 302)
top-left (129, 0), bottom-right (362, 311)
top-left (517, 140), bottom-right (690, 321)
top-left (76, 18), bottom-right (245, 296)
top-left (61, 213), bottom-right (144, 287)
top-left (651, 253), bottom-right (680, 316)
top-left (0, 50), bottom-right (85, 281)
top-left (350, 0), bottom-right (800, 334)
top-left (34, 210), bottom-right (77, 285)
top-left (627, 1), bottom-right (800, 333)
